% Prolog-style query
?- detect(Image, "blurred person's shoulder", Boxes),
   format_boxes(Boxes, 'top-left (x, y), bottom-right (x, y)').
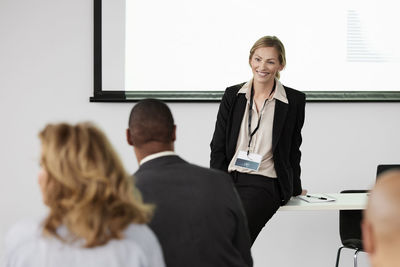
top-left (4, 217), bottom-right (44, 267)
top-left (5, 217), bottom-right (43, 251)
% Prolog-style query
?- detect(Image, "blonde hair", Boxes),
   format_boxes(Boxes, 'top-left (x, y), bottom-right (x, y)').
top-left (39, 122), bottom-right (153, 248)
top-left (249, 36), bottom-right (286, 79)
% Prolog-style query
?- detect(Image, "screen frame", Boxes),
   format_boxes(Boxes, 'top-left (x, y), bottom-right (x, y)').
top-left (90, 0), bottom-right (400, 102)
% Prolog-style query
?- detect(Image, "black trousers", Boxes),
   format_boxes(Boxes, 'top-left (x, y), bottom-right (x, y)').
top-left (232, 171), bottom-right (282, 244)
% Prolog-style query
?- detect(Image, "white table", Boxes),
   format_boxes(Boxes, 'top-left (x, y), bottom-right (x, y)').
top-left (279, 193), bottom-right (368, 211)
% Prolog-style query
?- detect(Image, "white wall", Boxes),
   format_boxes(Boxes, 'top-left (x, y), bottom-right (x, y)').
top-left (1, 0), bottom-right (400, 266)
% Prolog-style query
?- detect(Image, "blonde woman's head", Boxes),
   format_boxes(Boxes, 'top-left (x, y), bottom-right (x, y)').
top-left (39, 122), bottom-right (152, 247)
top-left (249, 36), bottom-right (286, 79)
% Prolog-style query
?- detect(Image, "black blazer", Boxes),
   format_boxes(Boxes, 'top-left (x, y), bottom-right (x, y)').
top-left (210, 83), bottom-right (306, 204)
top-left (135, 155), bottom-right (253, 267)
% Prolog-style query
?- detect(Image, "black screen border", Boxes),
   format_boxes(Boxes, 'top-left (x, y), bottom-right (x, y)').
top-left (90, 0), bottom-right (400, 102)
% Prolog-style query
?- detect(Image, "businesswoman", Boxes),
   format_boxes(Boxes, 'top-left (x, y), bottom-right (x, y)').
top-left (210, 36), bottom-right (306, 243)
top-left (4, 122), bottom-right (165, 267)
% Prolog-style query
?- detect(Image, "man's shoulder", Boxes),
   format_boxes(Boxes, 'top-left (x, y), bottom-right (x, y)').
top-left (135, 156), bottom-right (232, 185)
top-left (135, 155), bottom-right (184, 172)
top-left (163, 158), bottom-right (232, 183)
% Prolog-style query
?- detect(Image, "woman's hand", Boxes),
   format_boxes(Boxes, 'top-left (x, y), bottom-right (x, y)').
top-left (301, 189), bottom-right (308, 196)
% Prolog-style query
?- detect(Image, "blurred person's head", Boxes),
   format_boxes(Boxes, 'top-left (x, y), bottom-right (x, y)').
top-left (127, 99), bottom-right (176, 163)
top-left (362, 170), bottom-right (400, 267)
top-left (39, 122), bottom-right (152, 248)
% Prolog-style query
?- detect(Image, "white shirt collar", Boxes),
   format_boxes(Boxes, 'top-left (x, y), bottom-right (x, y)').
top-left (237, 78), bottom-right (288, 104)
top-left (139, 151), bottom-right (177, 165)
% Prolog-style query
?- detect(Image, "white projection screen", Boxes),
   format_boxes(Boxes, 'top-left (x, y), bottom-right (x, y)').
top-left (91, 0), bottom-right (400, 102)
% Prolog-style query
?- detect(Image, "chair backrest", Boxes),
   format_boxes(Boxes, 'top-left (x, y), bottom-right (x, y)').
top-left (377, 164), bottom-right (400, 179)
top-left (339, 190), bottom-right (368, 249)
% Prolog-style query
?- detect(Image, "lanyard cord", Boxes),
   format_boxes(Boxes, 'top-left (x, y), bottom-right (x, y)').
top-left (247, 80), bottom-right (276, 155)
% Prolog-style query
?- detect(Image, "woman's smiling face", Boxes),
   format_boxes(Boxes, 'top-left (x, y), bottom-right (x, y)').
top-left (250, 46), bottom-right (284, 85)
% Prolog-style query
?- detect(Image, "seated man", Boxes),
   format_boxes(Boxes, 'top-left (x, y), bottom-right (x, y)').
top-left (126, 99), bottom-right (252, 267)
top-left (362, 169), bottom-right (400, 267)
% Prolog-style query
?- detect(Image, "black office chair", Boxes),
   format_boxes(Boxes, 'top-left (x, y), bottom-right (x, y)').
top-left (377, 164), bottom-right (400, 178)
top-left (335, 190), bottom-right (368, 267)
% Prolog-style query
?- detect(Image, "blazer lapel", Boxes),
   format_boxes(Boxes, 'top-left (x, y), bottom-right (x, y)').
top-left (272, 99), bottom-right (288, 151)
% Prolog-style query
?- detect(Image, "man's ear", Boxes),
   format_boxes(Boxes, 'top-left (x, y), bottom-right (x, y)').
top-left (126, 128), bottom-right (133, 146)
top-left (362, 219), bottom-right (375, 254)
top-left (172, 125), bottom-right (177, 142)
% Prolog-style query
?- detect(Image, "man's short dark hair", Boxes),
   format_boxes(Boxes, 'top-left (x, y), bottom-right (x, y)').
top-left (128, 99), bottom-right (175, 147)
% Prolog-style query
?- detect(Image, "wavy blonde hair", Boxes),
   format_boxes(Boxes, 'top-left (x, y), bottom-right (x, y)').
top-left (39, 122), bottom-right (153, 248)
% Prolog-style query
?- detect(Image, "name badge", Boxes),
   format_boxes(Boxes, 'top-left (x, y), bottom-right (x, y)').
top-left (234, 151), bottom-right (262, 171)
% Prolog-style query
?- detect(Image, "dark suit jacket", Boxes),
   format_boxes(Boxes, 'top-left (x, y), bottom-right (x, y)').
top-left (210, 82), bottom-right (305, 204)
top-left (135, 155), bottom-right (253, 267)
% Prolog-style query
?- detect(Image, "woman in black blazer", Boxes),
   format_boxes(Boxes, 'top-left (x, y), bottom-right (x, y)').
top-left (210, 36), bottom-right (306, 244)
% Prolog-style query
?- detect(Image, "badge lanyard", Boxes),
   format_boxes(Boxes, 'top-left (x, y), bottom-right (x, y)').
top-left (247, 81), bottom-right (276, 155)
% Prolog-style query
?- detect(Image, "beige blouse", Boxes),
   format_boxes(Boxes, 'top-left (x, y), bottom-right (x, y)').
top-left (228, 79), bottom-right (288, 178)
